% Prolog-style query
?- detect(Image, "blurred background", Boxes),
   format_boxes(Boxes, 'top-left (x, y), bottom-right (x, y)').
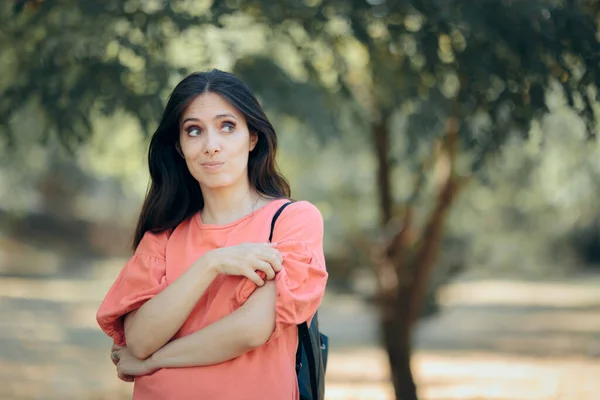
top-left (1, 0), bottom-right (600, 399)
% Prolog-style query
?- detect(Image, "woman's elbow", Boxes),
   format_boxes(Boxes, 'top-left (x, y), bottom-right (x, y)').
top-left (130, 346), bottom-right (152, 360)
top-left (127, 336), bottom-right (154, 360)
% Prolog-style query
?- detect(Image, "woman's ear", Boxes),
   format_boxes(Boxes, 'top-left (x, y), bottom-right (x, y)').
top-left (249, 131), bottom-right (259, 152)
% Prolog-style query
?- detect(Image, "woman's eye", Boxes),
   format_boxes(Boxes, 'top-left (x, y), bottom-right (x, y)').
top-left (222, 122), bottom-right (235, 133)
top-left (187, 127), bottom-right (201, 137)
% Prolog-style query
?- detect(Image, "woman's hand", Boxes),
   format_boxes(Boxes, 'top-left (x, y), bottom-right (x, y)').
top-left (204, 242), bottom-right (283, 286)
top-left (111, 343), bottom-right (134, 382)
top-left (115, 346), bottom-right (158, 378)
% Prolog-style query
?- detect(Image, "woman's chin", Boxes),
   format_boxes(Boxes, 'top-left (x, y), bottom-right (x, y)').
top-left (199, 177), bottom-right (236, 190)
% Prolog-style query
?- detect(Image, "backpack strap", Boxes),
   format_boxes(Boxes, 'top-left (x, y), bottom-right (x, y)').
top-left (268, 200), bottom-right (294, 242)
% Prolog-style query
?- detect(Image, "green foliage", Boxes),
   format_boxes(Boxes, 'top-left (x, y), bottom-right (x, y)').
top-left (233, 56), bottom-right (340, 141)
top-left (447, 89), bottom-right (600, 276)
top-left (213, 0), bottom-right (600, 170)
top-left (0, 0), bottom-right (210, 150)
top-left (2, 0), bottom-right (600, 278)
top-left (4, 0), bottom-right (599, 158)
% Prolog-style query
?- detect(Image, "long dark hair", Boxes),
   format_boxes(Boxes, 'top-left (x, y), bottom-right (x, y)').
top-left (132, 69), bottom-right (290, 250)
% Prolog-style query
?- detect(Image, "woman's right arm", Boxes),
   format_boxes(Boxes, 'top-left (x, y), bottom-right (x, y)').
top-left (122, 242), bottom-right (283, 360)
top-left (123, 254), bottom-right (218, 360)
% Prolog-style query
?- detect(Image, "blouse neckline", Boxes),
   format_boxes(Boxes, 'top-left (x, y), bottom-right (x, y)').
top-left (195, 198), bottom-right (288, 230)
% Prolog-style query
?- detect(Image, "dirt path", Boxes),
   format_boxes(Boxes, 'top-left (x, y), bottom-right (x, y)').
top-left (320, 274), bottom-right (600, 400)
top-left (0, 260), bottom-right (599, 399)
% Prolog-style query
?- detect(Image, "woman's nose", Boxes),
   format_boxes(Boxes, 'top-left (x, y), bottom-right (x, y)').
top-left (203, 130), bottom-right (221, 154)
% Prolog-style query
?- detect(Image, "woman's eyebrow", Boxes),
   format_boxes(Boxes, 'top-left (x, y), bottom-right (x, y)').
top-left (181, 117), bottom-right (200, 125)
top-left (213, 113), bottom-right (238, 121)
top-left (181, 113), bottom-right (239, 127)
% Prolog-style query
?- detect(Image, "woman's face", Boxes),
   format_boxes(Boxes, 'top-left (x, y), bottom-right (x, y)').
top-left (178, 92), bottom-right (258, 192)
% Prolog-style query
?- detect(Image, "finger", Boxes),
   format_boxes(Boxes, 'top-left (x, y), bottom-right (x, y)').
top-left (271, 253), bottom-right (283, 272)
top-left (262, 249), bottom-right (283, 272)
top-left (245, 270), bottom-right (264, 286)
top-left (255, 260), bottom-right (275, 280)
top-left (118, 371), bottom-right (135, 382)
top-left (111, 351), bottom-right (120, 366)
top-left (256, 243), bottom-right (278, 254)
top-left (262, 253), bottom-right (282, 273)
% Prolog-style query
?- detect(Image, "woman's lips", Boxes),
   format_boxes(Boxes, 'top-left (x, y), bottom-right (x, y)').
top-left (201, 162), bottom-right (224, 170)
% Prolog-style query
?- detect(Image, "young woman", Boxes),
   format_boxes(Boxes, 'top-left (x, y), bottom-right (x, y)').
top-left (96, 69), bottom-right (328, 400)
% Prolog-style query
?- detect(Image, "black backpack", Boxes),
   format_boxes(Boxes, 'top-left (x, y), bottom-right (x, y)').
top-left (269, 201), bottom-right (328, 400)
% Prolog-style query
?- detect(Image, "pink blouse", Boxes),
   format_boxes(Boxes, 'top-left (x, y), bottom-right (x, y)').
top-left (96, 199), bottom-right (328, 399)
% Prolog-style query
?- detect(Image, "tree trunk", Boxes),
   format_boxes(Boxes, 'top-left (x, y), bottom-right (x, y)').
top-left (372, 118), bottom-right (393, 225)
top-left (373, 116), bottom-right (467, 400)
top-left (372, 115), bottom-right (420, 400)
top-left (380, 282), bottom-right (418, 400)
top-left (376, 203), bottom-right (417, 400)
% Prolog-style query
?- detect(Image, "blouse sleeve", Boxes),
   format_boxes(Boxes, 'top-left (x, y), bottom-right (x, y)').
top-left (232, 201), bottom-right (328, 342)
top-left (96, 230), bottom-right (169, 346)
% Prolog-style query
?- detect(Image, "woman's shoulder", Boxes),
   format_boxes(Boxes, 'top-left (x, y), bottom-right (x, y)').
top-left (279, 200), bottom-right (323, 221)
top-left (135, 229), bottom-right (171, 258)
top-left (270, 199), bottom-right (324, 239)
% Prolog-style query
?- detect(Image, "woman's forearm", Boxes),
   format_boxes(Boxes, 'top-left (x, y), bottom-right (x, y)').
top-left (124, 255), bottom-right (218, 360)
top-left (147, 281), bottom-right (276, 369)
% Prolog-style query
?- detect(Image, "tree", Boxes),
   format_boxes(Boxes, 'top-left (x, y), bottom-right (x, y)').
top-left (210, 1), bottom-right (600, 398)
top-left (4, 1), bottom-right (600, 399)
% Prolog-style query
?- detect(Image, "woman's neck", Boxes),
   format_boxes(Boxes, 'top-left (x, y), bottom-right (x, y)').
top-left (200, 182), bottom-right (269, 226)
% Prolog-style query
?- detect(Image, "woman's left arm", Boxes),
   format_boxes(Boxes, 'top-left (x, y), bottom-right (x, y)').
top-left (152, 280), bottom-right (276, 368)
top-left (117, 281), bottom-right (276, 375)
